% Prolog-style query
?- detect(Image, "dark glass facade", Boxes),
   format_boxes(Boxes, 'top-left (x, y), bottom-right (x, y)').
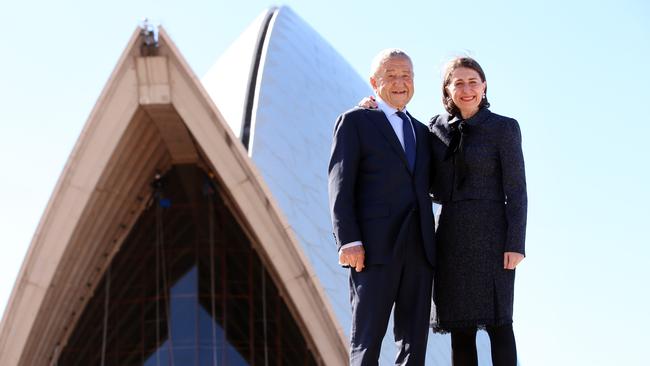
top-left (58, 165), bottom-right (317, 365)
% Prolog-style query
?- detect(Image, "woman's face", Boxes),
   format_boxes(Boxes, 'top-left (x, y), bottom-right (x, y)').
top-left (445, 67), bottom-right (486, 118)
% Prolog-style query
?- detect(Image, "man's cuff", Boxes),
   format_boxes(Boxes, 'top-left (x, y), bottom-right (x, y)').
top-left (339, 241), bottom-right (363, 254)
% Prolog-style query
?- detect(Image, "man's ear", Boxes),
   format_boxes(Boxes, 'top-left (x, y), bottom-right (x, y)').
top-left (369, 76), bottom-right (377, 90)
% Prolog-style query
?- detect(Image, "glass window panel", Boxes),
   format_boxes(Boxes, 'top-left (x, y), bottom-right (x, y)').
top-left (227, 345), bottom-right (250, 366)
top-left (172, 347), bottom-right (196, 365)
top-left (58, 166), bottom-right (316, 365)
top-left (170, 266), bottom-right (198, 297)
top-left (199, 348), bottom-right (219, 366)
top-left (169, 295), bottom-right (197, 347)
top-left (143, 341), bottom-right (170, 366)
top-left (198, 305), bottom-right (223, 348)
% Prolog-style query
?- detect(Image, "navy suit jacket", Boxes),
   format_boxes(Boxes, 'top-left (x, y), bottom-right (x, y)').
top-left (328, 107), bottom-right (436, 266)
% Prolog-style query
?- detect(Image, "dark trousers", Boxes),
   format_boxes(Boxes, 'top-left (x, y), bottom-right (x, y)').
top-left (450, 325), bottom-right (517, 366)
top-left (349, 217), bottom-right (434, 366)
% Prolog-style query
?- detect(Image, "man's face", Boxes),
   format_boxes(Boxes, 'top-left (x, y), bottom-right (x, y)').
top-left (370, 56), bottom-right (414, 110)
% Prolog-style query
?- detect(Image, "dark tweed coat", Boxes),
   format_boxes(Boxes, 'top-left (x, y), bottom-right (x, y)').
top-left (429, 108), bottom-right (527, 332)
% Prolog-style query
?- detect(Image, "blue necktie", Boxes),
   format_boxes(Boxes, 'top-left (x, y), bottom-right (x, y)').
top-left (397, 111), bottom-right (416, 172)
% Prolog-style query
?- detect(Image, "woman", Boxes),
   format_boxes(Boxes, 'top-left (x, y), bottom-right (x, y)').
top-left (359, 56), bottom-right (527, 365)
top-left (429, 57), bottom-right (526, 366)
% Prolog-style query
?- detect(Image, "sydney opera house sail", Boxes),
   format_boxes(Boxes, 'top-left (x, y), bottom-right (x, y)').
top-left (0, 18), bottom-right (346, 365)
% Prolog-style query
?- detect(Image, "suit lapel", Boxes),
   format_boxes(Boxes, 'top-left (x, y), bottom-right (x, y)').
top-left (364, 109), bottom-right (410, 171)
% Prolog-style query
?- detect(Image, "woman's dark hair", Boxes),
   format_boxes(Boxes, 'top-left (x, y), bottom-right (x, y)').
top-left (442, 57), bottom-right (490, 117)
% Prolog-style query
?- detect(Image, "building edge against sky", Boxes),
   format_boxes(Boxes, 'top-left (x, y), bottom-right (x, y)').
top-left (0, 23), bottom-right (346, 365)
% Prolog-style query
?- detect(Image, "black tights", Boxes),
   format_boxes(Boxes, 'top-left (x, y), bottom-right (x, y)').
top-left (450, 325), bottom-right (517, 366)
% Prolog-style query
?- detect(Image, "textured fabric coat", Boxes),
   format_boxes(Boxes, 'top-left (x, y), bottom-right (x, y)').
top-left (429, 108), bottom-right (527, 331)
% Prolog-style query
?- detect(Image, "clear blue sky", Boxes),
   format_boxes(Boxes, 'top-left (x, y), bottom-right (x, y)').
top-left (1, 0), bottom-right (648, 364)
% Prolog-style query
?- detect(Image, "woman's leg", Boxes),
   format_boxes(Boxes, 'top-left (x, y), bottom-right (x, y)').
top-left (486, 324), bottom-right (517, 366)
top-left (450, 328), bottom-right (478, 366)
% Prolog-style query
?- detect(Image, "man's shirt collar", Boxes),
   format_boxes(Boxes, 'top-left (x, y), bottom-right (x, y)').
top-left (375, 96), bottom-right (409, 119)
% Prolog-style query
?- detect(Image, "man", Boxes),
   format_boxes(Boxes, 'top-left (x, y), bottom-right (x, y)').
top-left (328, 49), bottom-right (436, 365)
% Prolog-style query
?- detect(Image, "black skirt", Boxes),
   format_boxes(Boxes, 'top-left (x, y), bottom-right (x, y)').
top-left (431, 199), bottom-right (515, 333)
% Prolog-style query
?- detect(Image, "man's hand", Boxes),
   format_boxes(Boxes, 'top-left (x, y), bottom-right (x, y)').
top-left (504, 252), bottom-right (524, 270)
top-left (339, 245), bottom-right (365, 272)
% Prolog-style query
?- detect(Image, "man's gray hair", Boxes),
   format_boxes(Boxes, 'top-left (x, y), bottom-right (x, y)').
top-left (370, 48), bottom-right (413, 77)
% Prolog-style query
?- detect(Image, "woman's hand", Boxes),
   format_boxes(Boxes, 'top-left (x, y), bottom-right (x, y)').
top-left (358, 95), bottom-right (378, 109)
top-left (503, 252), bottom-right (524, 270)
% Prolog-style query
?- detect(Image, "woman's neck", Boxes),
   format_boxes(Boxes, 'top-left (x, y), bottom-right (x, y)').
top-left (460, 107), bottom-right (479, 120)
